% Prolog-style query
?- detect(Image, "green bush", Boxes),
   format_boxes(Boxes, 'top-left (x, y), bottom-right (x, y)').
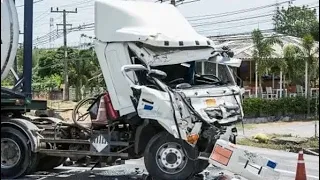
top-left (243, 96), bottom-right (319, 117)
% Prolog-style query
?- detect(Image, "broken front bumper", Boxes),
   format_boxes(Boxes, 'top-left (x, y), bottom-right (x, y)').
top-left (199, 139), bottom-right (280, 180)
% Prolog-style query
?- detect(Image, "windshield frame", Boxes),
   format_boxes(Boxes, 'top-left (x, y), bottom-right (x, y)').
top-left (154, 60), bottom-right (237, 87)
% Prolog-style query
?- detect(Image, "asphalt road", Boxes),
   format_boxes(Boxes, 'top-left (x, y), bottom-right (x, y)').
top-left (16, 145), bottom-right (319, 180)
top-left (238, 145), bottom-right (319, 180)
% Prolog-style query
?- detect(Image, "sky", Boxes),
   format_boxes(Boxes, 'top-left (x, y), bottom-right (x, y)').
top-left (15, 0), bottom-right (319, 49)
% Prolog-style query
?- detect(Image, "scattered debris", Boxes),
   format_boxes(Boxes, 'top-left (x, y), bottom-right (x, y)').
top-left (239, 134), bottom-right (319, 153)
top-left (271, 137), bottom-right (308, 144)
top-left (253, 133), bottom-right (269, 143)
top-left (303, 148), bottom-right (319, 156)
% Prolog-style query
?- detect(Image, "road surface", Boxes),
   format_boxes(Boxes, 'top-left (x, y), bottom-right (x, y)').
top-left (13, 145), bottom-right (319, 180)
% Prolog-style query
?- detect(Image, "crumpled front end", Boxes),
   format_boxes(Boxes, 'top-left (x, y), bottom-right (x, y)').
top-left (180, 86), bottom-right (243, 125)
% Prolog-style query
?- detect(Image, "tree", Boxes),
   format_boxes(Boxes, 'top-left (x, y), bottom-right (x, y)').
top-left (283, 45), bottom-right (305, 85)
top-left (68, 48), bottom-right (100, 101)
top-left (310, 22), bottom-right (319, 42)
top-left (301, 34), bottom-right (318, 116)
top-left (283, 34), bottom-right (319, 116)
top-left (37, 50), bottom-right (63, 78)
top-left (251, 29), bottom-right (283, 96)
top-left (273, 6), bottom-right (319, 41)
top-left (34, 46), bottom-right (103, 101)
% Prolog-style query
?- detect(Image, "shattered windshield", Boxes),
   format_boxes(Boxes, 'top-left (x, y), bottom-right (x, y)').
top-left (155, 61), bottom-right (236, 88)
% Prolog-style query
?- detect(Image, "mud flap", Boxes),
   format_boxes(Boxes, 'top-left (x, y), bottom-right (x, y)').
top-left (208, 139), bottom-right (280, 180)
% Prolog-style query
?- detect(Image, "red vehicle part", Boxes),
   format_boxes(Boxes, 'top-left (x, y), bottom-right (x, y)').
top-left (104, 92), bottom-right (120, 120)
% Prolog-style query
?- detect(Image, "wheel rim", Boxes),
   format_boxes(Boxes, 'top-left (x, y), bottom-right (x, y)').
top-left (155, 142), bottom-right (187, 175)
top-left (1, 138), bottom-right (21, 169)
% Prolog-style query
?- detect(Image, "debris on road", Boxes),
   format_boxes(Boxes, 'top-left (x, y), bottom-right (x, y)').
top-left (271, 136), bottom-right (308, 144)
top-left (253, 133), bottom-right (270, 143)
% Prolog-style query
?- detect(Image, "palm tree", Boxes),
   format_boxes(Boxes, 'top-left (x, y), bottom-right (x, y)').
top-left (251, 29), bottom-right (283, 97)
top-left (283, 44), bottom-right (305, 85)
top-left (69, 48), bottom-right (100, 101)
top-left (301, 34), bottom-right (319, 116)
top-left (283, 34), bottom-right (319, 116)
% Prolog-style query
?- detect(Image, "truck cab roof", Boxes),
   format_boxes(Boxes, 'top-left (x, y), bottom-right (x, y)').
top-left (95, 0), bottom-right (215, 48)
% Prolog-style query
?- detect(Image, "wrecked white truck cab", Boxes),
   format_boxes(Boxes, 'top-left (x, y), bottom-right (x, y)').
top-left (94, 0), bottom-right (243, 122)
top-left (1, 0), bottom-right (281, 179)
top-left (93, 1), bottom-right (249, 179)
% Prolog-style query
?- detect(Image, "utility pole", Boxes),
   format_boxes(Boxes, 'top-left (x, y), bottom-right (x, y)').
top-left (51, 7), bottom-right (77, 101)
top-left (49, 18), bottom-right (54, 49)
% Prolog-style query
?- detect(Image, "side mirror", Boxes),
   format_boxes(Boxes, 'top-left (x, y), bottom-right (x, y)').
top-left (148, 69), bottom-right (167, 80)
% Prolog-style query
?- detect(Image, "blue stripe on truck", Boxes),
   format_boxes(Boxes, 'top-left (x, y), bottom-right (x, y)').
top-left (267, 160), bottom-right (277, 169)
top-left (144, 105), bottom-right (153, 110)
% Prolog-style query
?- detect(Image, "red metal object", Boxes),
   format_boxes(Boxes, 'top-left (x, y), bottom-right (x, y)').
top-left (103, 92), bottom-right (119, 120)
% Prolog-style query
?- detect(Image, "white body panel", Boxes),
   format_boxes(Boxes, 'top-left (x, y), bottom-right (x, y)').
top-left (209, 139), bottom-right (280, 180)
top-left (95, 42), bottom-right (136, 116)
top-left (94, 0), bottom-right (243, 116)
top-left (135, 86), bottom-right (190, 139)
top-left (95, 0), bottom-right (213, 47)
top-left (1, 0), bottom-right (19, 81)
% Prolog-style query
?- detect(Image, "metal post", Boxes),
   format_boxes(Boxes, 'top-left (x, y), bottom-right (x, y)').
top-left (23, 0), bottom-right (33, 98)
top-left (63, 10), bottom-right (69, 101)
top-left (51, 8), bottom-right (78, 101)
top-left (49, 18), bottom-right (54, 48)
top-left (315, 95), bottom-right (318, 138)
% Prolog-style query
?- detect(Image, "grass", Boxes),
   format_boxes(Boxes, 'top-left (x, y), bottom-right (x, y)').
top-left (238, 133), bottom-right (319, 152)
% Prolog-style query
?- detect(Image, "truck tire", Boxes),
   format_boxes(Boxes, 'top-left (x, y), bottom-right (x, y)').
top-left (1, 127), bottom-right (34, 179)
top-left (144, 132), bottom-right (198, 180)
top-left (195, 160), bottom-right (209, 174)
top-left (36, 156), bottom-right (66, 171)
top-left (26, 152), bottom-right (40, 175)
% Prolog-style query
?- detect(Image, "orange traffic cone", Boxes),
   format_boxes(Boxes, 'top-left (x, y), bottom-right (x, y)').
top-left (295, 150), bottom-right (307, 180)
top-left (95, 96), bottom-right (107, 123)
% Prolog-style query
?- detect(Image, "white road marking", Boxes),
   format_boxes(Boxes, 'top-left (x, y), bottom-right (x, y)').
top-left (36, 177), bottom-right (47, 180)
top-left (275, 169), bottom-right (319, 179)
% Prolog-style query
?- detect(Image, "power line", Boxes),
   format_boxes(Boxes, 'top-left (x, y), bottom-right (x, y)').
top-left (33, 22), bottom-right (95, 46)
top-left (196, 20), bottom-right (272, 33)
top-left (34, 9), bottom-right (51, 22)
top-left (59, 0), bottom-right (92, 8)
top-left (16, 0), bottom-right (45, 8)
top-left (212, 35), bottom-right (287, 42)
top-left (192, 13), bottom-right (274, 27)
top-left (34, 14), bottom-right (63, 27)
top-left (186, 0), bottom-right (293, 20)
top-left (207, 28), bottom-right (275, 38)
top-left (188, 9), bottom-right (275, 22)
